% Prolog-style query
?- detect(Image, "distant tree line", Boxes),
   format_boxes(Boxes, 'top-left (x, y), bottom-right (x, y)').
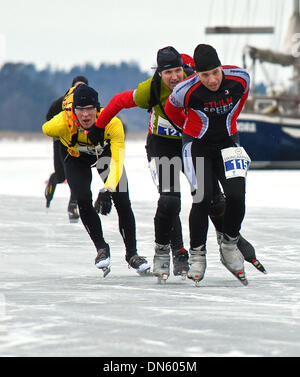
top-left (0, 62), bottom-right (151, 133)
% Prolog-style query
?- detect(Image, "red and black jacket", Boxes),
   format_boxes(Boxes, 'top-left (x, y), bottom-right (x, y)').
top-left (165, 66), bottom-right (250, 144)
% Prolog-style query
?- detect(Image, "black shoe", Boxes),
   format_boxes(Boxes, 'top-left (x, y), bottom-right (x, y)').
top-left (172, 248), bottom-right (189, 276)
top-left (68, 200), bottom-right (79, 223)
top-left (126, 254), bottom-right (151, 275)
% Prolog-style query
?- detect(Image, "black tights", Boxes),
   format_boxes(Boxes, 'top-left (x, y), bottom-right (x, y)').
top-left (49, 140), bottom-right (76, 202)
top-left (185, 141), bottom-right (246, 248)
top-left (64, 154), bottom-right (136, 254)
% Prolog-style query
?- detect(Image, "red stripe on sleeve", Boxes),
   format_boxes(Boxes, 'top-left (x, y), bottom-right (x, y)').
top-left (225, 75), bottom-right (247, 90)
top-left (230, 89), bottom-right (249, 133)
top-left (184, 80), bottom-right (202, 108)
top-left (96, 90), bottom-right (136, 128)
top-left (164, 98), bottom-right (187, 128)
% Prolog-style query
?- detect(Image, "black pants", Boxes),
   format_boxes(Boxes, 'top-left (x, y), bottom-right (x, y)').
top-left (145, 133), bottom-right (223, 249)
top-left (183, 135), bottom-right (246, 248)
top-left (64, 152), bottom-right (136, 256)
top-left (145, 134), bottom-right (183, 248)
top-left (48, 140), bottom-right (76, 202)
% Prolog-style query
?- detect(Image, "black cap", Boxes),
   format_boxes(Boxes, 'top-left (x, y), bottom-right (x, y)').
top-left (73, 85), bottom-right (100, 109)
top-left (71, 75), bottom-right (89, 87)
top-left (193, 44), bottom-right (221, 72)
top-left (157, 46), bottom-right (183, 72)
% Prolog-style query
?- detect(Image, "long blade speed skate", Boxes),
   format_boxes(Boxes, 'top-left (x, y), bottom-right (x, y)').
top-left (248, 258), bottom-right (267, 274)
top-left (95, 245), bottom-right (111, 278)
top-left (102, 266), bottom-right (111, 278)
top-left (153, 244), bottom-right (170, 284)
top-left (127, 254), bottom-right (151, 276)
top-left (187, 246), bottom-right (207, 287)
top-left (172, 248), bottom-right (189, 280)
top-left (221, 259), bottom-right (249, 286)
top-left (237, 235), bottom-right (267, 274)
top-left (220, 234), bottom-right (248, 286)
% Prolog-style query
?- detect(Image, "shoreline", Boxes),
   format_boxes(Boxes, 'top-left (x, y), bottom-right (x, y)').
top-left (0, 130), bottom-right (148, 141)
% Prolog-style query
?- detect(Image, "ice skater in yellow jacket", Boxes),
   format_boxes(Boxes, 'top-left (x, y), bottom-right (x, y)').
top-left (42, 84), bottom-right (151, 277)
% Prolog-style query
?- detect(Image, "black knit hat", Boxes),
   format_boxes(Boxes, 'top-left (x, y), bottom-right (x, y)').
top-left (71, 75), bottom-right (89, 87)
top-left (157, 46), bottom-right (183, 72)
top-left (193, 44), bottom-right (221, 72)
top-left (73, 85), bottom-right (100, 109)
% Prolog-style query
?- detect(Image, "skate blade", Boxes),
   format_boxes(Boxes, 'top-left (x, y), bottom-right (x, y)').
top-left (69, 218), bottom-right (79, 224)
top-left (173, 271), bottom-right (188, 279)
top-left (137, 267), bottom-right (152, 276)
top-left (180, 270), bottom-right (188, 280)
top-left (251, 259), bottom-right (267, 274)
top-left (222, 261), bottom-right (248, 286)
top-left (102, 266), bottom-right (111, 278)
top-left (157, 273), bottom-right (168, 284)
top-left (237, 272), bottom-right (248, 286)
top-left (227, 268), bottom-right (248, 286)
top-left (187, 273), bottom-right (203, 286)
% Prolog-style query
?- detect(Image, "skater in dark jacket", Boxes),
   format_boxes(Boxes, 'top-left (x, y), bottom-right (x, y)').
top-left (44, 75), bottom-right (88, 222)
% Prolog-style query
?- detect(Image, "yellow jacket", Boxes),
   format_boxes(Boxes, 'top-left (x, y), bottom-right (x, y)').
top-left (42, 108), bottom-right (125, 192)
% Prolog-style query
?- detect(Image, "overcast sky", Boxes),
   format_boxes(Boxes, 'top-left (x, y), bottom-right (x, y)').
top-left (0, 0), bottom-right (295, 84)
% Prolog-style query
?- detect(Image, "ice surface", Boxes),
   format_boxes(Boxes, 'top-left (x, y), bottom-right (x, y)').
top-left (0, 138), bottom-right (300, 357)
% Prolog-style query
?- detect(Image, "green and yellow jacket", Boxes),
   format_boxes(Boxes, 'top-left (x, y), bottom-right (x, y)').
top-left (95, 72), bottom-right (188, 139)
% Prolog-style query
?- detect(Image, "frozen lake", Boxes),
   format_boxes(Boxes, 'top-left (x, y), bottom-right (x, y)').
top-left (0, 137), bottom-right (300, 358)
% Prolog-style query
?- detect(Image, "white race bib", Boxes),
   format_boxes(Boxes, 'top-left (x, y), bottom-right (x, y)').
top-left (156, 116), bottom-right (181, 137)
top-left (221, 147), bottom-right (251, 179)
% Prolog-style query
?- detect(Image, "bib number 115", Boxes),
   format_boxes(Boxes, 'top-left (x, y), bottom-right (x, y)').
top-left (221, 147), bottom-right (251, 179)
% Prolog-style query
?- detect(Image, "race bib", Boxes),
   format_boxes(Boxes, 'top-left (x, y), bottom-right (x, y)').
top-left (221, 147), bottom-right (251, 179)
top-left (156, 116), bottom-right (181, 137)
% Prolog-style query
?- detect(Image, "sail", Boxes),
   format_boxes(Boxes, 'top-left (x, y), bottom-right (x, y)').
top-left (243, 45), bottom-right (296, 67)
top-left (284, 1), bottom-right (300, 54)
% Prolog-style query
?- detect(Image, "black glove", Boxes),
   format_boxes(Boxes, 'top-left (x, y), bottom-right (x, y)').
top-left (88, 124), bottom-right (105, 146)
top-left (94, 188), bottom-right (112, 215)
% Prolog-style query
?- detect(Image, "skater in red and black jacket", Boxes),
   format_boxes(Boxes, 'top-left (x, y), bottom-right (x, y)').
top-left (165, 44), bottom-right (256, 285)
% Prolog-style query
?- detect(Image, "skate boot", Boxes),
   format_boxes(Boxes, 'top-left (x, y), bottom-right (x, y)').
top-left (153, 243), bottom-right (170, 284)
top-left (95, 244), bottom-right (111, 277)
top-left (217, 231), bottom-right (267, 275)
top-left (187, 245), bottom-right (207, 286)
top-left (172, 248), bottom-right (189, 278)
top-left (238, 235), bottom-right (267, 274)
top-left (126, 254), bottom-right (151, 276)
top-left (68, 200), bottom-right (80, 223)
top-left (45, 181), bottom-right (56, 208)
top-left (220, 234), bottom-right (248, 286)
